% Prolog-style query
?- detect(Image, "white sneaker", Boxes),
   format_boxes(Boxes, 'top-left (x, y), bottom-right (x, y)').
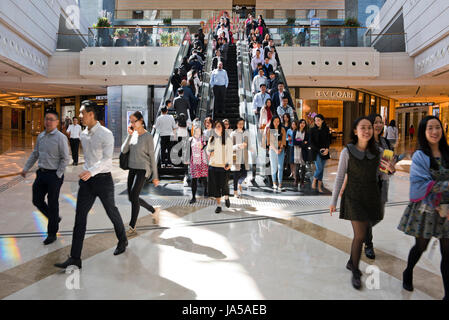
top-left (272, 184), bottom-right (278, 191)
top-left (278, 186), bottom-right (285, 192)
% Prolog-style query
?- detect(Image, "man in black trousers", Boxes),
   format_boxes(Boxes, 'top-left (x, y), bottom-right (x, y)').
top-left (21, 110), bottom-right (70, 245)
top-left (55, 101), bottom-right (127, 269)
top-left (67, 117), bottom-right (82, 165)
top-left (210, 61), bottom-right (229, 115)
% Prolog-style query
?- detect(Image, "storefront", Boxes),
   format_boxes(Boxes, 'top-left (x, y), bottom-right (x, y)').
top-left (288, 87), bottom-right (390, 145)
top-left (395, 102), bottom-right (433, 141)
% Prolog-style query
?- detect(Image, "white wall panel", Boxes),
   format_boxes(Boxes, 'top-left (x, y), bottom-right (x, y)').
top-left (278, 47), bottom-right (380, 78)
top-left (80, 47), bottom-right (178, 79)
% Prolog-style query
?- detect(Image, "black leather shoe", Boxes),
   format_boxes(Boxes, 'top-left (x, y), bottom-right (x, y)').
top-left (189, 197), bottom-right (196, 204)
top-left (43, 235), bottom-right (57, 245)
top-left (346, 260), bottom-right (362, 276)
top-left (225, 198), bottom-right (230, 208)
top-left (352, 271), bottom-right (362, 290)
top-left (58, 216), bottom-right (62, 223)
top-left (365, 245), bottom-right (376, 259)
top-left (113, 240), bottom-right (128, 256)
top-left (402, 269), bottom-right (414, 291)
top-left (215, 206), bottom-right (222, 214)
top-left (54, 257), bottom-right (82, 269)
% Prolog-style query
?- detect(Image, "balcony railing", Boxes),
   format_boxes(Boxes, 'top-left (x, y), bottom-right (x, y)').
top-left (87, 26), bottom-right (188, 47)
top-left (259, 26), bottom-right (406, 51)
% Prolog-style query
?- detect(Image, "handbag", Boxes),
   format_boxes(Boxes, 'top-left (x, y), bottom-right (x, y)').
top-left (119, 151), bottom-right (130, 170)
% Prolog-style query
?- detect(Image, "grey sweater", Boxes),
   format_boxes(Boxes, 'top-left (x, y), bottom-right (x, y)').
top-left (121, 131), bottom-right (159, 180)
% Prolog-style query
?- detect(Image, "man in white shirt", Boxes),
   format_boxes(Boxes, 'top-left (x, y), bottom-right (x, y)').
top-left (267, 51), bottom-right (277, 70)
top-left (252, 43), bottom-right (264, 60)
top-left (155, 105), bottom-right (177, 168)
top-left (252, 68), bottom-right (267, 95)
top-left (251, 49), bottom-right (264, 74)
top-left (67, 117), bottom-right (82, 165)
top-left (253, 83), bottom-right (270, 115)
top-left (55, 101), bottom-right (127, 270)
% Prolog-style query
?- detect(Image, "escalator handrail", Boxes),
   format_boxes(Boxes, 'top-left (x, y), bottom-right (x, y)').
top-left (197, 32), bottom-right (215, 125)
top-left (151, 29), bottom-right (191, 164)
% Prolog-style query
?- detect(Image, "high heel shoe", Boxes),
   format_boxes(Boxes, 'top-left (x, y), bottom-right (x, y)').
top-left (352, 270), bottom-right (362, 290)
top-left (402, 269), bottom-right (414, 291)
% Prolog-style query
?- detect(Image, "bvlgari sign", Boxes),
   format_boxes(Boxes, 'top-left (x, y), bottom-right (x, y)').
top-left (300, 88), bottom-right (356, 101)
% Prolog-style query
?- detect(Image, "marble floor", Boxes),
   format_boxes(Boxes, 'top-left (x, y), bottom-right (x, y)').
top-left (0, 130), bottom-right (444, 300)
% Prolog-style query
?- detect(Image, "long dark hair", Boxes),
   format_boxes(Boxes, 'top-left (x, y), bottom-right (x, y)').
top-left (368, 113), bottom-right (384, 137)
top-left (235, 117), bottom-right (246, 131)
top-left (282, 113), bottom-right (291, 128)
top-left (298, 119), bottom-right (308, 133)
top-left (389, 120), bottom-right (396, 127)
top-left (349, 116), bottom-right (379, 156)
top-left (132, 111), bottom-right (146, 129)
top-left (177, 113), bottom-right (187, 128)
top-left (314, 114), bottom-right (328, 130)
top-left (417, 115), bottom-right (449, 169)
top-left (211, 120), bottom-right (226, 145)
top-left (269, 115), bottom-right (282, 140)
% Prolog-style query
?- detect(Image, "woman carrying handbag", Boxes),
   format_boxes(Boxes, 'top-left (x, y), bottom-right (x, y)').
top-left (121, 111), bottom-right (160, 236)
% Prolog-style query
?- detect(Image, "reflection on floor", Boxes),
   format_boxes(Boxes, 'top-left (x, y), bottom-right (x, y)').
top-left (0, 130), bottom-right (444, 300)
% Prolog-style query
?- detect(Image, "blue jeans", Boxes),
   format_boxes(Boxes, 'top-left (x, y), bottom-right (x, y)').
top-left (313, 154), bottom-right (327, 181)
top-left (269, 149), bottom-right (285, 184)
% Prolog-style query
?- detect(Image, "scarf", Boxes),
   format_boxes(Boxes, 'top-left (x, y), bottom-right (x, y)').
top-left (409, 150), bottom-right (440, 208)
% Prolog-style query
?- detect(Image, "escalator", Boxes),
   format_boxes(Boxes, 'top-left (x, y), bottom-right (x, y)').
top-left (151, 30), bottom-right (192, 179)
top-left (235, 27), bottom-right (313, 187)
top-left (214, 43), bottom-right (240, 127)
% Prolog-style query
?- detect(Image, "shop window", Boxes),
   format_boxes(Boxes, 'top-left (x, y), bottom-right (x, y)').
top-left (193, 10), bottom-right (201, 19)
top-left (328, 10), bottom-right (338, 19)
top-left (265, 10), bottom-right (274, 19)
top-left (172, 10), bottom-right (181, 19)
top-left (132, 10), bottom-right (143, 19)
top-left (286, 10), bottom-right (295, 19)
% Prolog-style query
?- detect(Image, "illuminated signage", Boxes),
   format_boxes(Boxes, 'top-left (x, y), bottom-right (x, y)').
top-left (399, 102), bottom-right (434, 107)
top-left (300, 88), bottom-right (356, 101)
top-left (19, 97), bottom-right (53, 102)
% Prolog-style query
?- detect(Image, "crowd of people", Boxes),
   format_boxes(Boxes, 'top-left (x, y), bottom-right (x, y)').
top-left (16, 16), bottom-right (449, 299)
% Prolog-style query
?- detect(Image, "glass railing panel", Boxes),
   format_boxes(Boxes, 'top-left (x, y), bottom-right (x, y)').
top-left (88, 26), bottom-right (188, 47)
top-left (264, 25), bottom-right (405, 51)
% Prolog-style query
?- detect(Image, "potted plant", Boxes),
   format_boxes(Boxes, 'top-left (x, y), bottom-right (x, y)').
top-left (286, 17), bottom-right (296, 26)
top-left (94, 17), bottom-right (112, 46)
top-left (344, 17), bottom-right (360, 47)
top-left (163, 17), bottom-right (172, 25)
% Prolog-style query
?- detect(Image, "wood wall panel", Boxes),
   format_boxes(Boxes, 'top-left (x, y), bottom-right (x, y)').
top-left (256, 0), bottom-right (344, 10)
top-left (116, 0), bottom-right (232, 10)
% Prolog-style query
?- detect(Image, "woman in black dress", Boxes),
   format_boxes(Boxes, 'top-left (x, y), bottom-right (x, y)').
top-left (330, 116), bottom-right (394, 289)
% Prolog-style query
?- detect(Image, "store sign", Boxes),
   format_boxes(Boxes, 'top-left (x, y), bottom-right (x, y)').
top-left (19, 97), bottom-right (53, 102)
top-left (399, 102), bottom-right (434, 107)
top-left (300, 88), bottom-right (356, 101)
top-left (96, 95), bottom-right (107, 100)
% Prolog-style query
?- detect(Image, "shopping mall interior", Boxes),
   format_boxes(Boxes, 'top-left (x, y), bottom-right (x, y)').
top-left (1, 0), bottom-right (449, 303)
